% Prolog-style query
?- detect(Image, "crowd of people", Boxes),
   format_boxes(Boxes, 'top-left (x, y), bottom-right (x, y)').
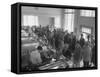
top-left (21, 25), bottom-right (95, 71)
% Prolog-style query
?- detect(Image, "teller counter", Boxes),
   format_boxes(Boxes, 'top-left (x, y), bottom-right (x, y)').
top-left (39, 59), bottom-right (69, 70)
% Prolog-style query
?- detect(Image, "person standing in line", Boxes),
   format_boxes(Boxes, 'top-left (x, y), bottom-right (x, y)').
top-left (91, 39), bottom-right (95, 66)
top-left (73, 41), bottom-right (82, 67)
top-left (64, 30), bottom-right (70, 44)
top-left (79, 34), bottom-right (85, 48)
top-left (81, 42), bottom-right (92, 67)
top-left (54, 29), bottom-right (64, 60)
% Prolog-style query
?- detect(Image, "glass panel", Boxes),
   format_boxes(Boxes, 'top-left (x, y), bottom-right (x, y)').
top-left (65, 9), bottom-right (74, 13)
top-left (80, 10), bottom-right (95, 17)
top-left (64, 14), bottom-right (74, 32)
top-left (82, 27), bottom-right (91, 34)
top-left (23, 15), bottom-right (39, 26)
top-left (54, 17), bottom-right (61, 28)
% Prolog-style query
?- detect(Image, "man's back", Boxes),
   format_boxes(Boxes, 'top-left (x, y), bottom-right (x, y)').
top-left (30, 50), bottom-right (42, 65)
top-left (82, 45), bottom-right (92, 62)
top-left (80, 37), bottom-right (85, 47)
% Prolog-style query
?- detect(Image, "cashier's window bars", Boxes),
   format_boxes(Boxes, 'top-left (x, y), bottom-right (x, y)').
top-left (81, 27), bottom-right (92, 41)
top-left (82, 27), bottom-right (91, 34)
top-left (23, 15), bottom-right (39, 26)
top-left (80, 10), bottom-right (95, 17)
top-left (64, 9), bottom-right (75, 33)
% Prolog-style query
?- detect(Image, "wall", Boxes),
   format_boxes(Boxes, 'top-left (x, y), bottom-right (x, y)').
top-left (74, 10), bottom-right (95, 38)
top-left (22, 6), bottom-right (62, 26)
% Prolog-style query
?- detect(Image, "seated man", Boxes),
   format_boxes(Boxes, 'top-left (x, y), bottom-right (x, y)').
top-left (29, 46), bottom-right (42, 68)
top-left (41, 46), bottom-right (55, 65)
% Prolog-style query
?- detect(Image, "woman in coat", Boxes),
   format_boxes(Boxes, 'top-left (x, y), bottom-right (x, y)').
top-left (73, 42), bottom-right (82, 67)
top-left (81, 42), bottom-right (92, 67)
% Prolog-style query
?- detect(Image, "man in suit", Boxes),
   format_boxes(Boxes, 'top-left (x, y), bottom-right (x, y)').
top-left (82, 42), bottom-right (92, 67)
top-left (79, 34), bottom-right (85, 48)
top-left (30, 46), bottom-right (42, 66)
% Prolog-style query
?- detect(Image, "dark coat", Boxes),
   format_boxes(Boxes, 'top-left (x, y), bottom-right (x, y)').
top-left (79, 38), bottom-right (85, 47)
top-left (73, 43), bottom-right (82, 64)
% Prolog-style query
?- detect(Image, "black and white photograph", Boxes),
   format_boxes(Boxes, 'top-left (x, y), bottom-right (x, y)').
top-left (21, 5), bottom-right (97, 72)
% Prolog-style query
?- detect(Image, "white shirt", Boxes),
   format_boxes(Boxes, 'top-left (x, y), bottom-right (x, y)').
top-left (30, 50), bottom-right (42, 65)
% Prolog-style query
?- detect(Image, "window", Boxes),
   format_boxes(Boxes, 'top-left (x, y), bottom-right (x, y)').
top-left (65, 9), bottom-right (74, 13)
top-left (82, 27), bottom-right (91, 34)
top-left (54, 16), bottom-right (61, 28)
top-left (81, 27), bottom-right (92, 41)
top-left (80, 10), bottom-right (95, 17)
top-left (64, 9), bottom-right (75, 32)
top-left (23, 15), bottom-right (39, 26)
